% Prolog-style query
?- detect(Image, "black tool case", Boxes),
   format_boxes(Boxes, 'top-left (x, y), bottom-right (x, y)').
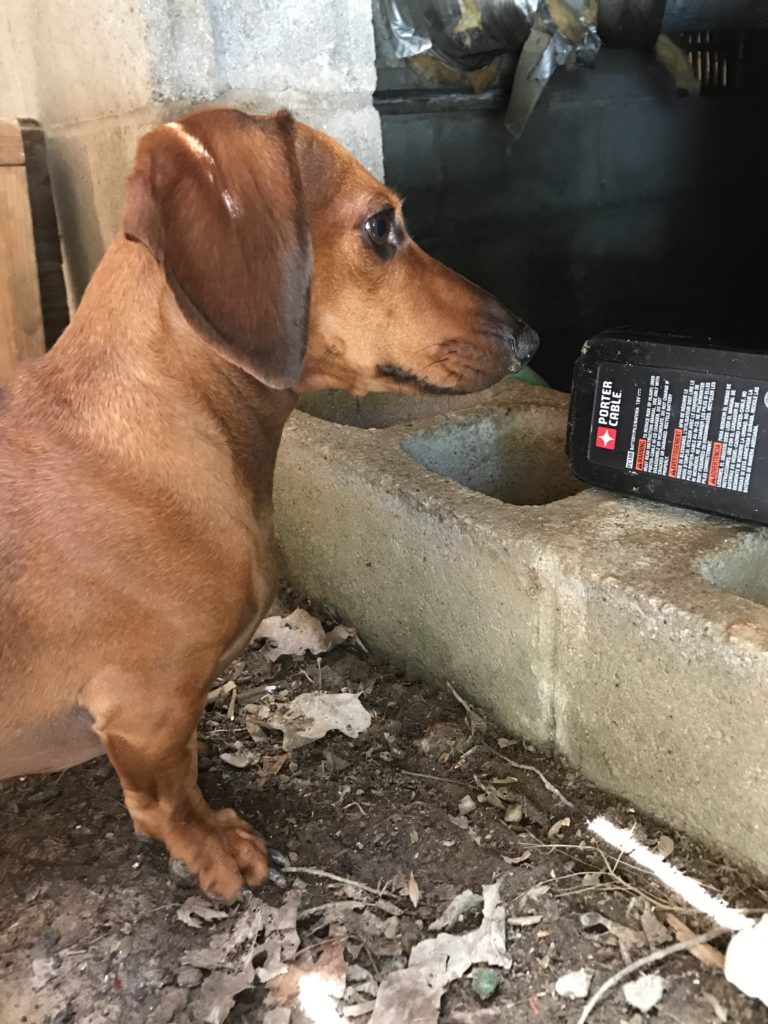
top-left (567, 331), bottom-right (768, 525)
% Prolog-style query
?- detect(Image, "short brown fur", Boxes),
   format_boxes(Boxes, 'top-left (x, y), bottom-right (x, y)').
top-left (0, 109), bottom-right (537, 900)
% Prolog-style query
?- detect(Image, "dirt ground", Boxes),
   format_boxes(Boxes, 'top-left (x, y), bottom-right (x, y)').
top-left (1, 589), bottom-right (767, 1024)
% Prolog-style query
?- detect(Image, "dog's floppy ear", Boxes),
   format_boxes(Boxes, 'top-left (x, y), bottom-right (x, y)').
top-left (121, 109), bottom-right (311, 390)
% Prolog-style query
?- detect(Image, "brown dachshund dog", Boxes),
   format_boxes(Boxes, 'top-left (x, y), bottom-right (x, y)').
top-left (0, 109), bottom-right (538, 901)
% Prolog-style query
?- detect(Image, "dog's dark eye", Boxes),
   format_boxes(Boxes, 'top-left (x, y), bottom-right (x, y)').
top-left (362, 208), bottom-right (398, 257)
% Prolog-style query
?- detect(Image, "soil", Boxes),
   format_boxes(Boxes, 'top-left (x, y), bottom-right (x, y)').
top-left (1, 589), bottom-right (766, 1024)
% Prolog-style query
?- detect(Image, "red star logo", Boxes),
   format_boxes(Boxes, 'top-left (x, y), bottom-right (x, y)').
top-left (596, 427), bottom-right (617, 450)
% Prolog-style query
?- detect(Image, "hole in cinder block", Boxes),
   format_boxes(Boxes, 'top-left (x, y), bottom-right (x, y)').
top-left (700, 532), bottom-right (768, 607)
top-left (400, 410), bottom-right (584, 505)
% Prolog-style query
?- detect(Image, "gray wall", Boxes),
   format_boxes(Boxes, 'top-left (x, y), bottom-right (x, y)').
top-left (380, 49), bottom-right (768, 389)
top-left (1, 0), bottom-right (382, 305)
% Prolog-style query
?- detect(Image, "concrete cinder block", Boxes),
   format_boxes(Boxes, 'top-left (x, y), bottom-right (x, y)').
top-left (3, 0), bottom-right (155, 125)
top-left (275, 380), bottom-right (768, 875)
top-left (2, 0), bottom-right (383, 292)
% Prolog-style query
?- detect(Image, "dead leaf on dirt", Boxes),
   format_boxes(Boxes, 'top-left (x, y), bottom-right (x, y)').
top-left (429, 890), bottom-right (483, 932)
top-left (254, 608), bottom-right (357, 662)
top-left (640, 904), bottom-right (671, 949)
top-left (667, 912), bottom-right (725, 971)
top-left (266, 940), bottom-right (346, 1008)
top-left (580, 910), bottom-right (644, 964)
top-left (406, 872), bottom-right (420, 909)
top-left (182, 892), bottom-right (301, 1024)
top-left (655, 834), bottom-right (675, 860)
top-left (177, 896), bottom-right (229, 929)
top-left (255, 692), bottom-right (371, 751)
top-left (368, 878), bottom-right (511, 1024)
top-left (547, 816), bottom-right (571, 840)
top-left (256, 752), bottom-right (291, 789)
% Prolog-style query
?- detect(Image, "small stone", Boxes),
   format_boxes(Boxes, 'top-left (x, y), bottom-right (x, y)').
top-left (472, 967), bottom-right (501, 1001)
top-left (458, 795), bottom-right (477, 816)
top-left (504, 803), bottom-right (523, 824)
top-left (555, 968), bottom-right (593, 1000)
top-left (623, 973), bottom-right (664, 1013)
top-left (176, 966), bottom-right (203, 989)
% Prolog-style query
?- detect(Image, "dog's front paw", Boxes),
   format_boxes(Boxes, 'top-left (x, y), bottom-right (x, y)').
top-left (166, 807), bottom-right (270, 902)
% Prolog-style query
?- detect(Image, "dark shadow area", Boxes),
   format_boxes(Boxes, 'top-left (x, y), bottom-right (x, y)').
top-left (378, 44), bottom-right (768, 391)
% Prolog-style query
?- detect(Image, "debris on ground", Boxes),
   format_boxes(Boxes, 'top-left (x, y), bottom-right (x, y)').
top-left (555, 967), bottom-right (593, 1000)
top-left (1, 590), bottom-right (767, 1024)
top-left (622, 972), bottom-right (664, 1013)
top-left (253, 691), bottom-right (371, 751)
top-left (254, 608), bottom-right (358, 662)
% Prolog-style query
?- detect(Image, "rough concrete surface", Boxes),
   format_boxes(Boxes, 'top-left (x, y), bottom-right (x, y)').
top-left (276, 380), bottom-right (768, 878)
top-left (1, 0), bottom-right (383, 299)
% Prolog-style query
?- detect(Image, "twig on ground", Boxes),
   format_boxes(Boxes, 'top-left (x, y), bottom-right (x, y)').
top-left (394, 766), bottom-right (477, 789)
top-left (576, 927), bottom-right (727, 1024)
top-left (282, 865), bottom-right (398, 899)
top-left (483, 745), bottom-right (574, 808)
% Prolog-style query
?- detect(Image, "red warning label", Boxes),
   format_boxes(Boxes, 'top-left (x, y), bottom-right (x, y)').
top-left (635, 438), bottom-right (646, 471)
top-left (708, 441), bottom-right (723, 486)
top-left (668, 428), bottom-right (683, 478)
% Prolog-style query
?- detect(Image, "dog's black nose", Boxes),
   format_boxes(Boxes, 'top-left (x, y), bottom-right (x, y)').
top-left (514, 324), bottom-right (539, 364)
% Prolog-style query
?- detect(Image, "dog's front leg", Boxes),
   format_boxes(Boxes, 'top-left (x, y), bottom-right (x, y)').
top-left (84, 676), bottom-right (269, 901)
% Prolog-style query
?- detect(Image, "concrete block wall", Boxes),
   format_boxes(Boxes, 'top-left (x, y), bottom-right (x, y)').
top-left (0, 0), bottom-right (382, 301)
top-left (276, 383), bottom-right (768, 877)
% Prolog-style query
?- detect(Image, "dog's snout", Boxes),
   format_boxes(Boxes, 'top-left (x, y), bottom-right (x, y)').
top-left (512, 323), bottom-right (539, 366)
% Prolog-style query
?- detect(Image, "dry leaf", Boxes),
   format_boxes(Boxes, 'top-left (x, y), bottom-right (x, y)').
top-left (666, 912), bottom-right (725, 970)
top-left (266, 941), bottom-right (347, 1007)
top-left (254, 608), bottom-right (357, 662)
top-left (407, 872), bottom-right (420, 909)
top-left (547, 816), bottom-right (570, 839)
top-left (369, 878), bottom-right (511, 1024)
top-left (256, 692), bottom-right (371, 751)
top-left (655, 835), bottom-right (675, 860)
top-left (256, 752), bottom-right (291, 789)
top-left (429, 890), bottom-right (483, 932)
top-left (176, 896), bottom-right (229, 929)
top-left (183, 893), bottom-right (301, 1023)
top-left (640, 905), bottom-right (671, 949)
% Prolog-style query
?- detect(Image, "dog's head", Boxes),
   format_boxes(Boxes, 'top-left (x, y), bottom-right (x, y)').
top-left (122, 109), bottom-right (538, 395)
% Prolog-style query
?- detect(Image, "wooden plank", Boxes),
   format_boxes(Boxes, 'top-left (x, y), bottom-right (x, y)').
top-left (0, 119), bottom-right (25, 166)
top-left (20, 121), bottom-right (69, 347)
top-left (0, 163), bottom-right (46, 383)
